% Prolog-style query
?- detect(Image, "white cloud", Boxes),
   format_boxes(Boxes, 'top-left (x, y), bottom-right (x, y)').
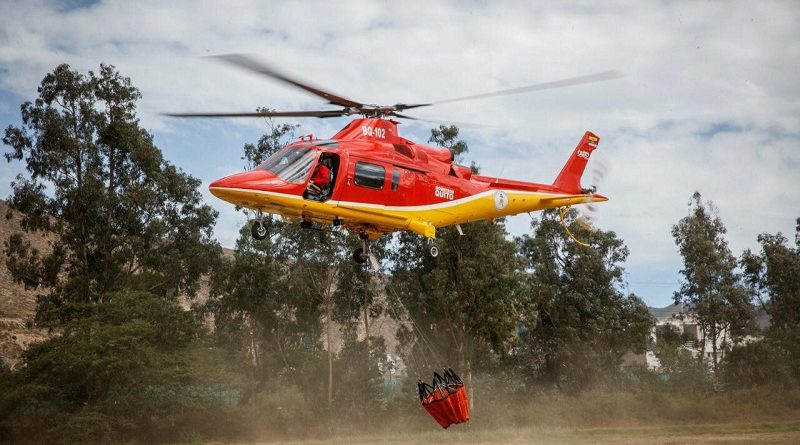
top-left (1, 0), bottom-right (799, 306)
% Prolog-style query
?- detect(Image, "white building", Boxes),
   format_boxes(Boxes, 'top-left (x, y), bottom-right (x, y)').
top-left (646, 303), bottom-right (726, 370)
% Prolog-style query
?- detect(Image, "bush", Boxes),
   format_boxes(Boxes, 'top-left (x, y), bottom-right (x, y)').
top-left (723, 337), bottom-right (798, 388)
top-left (0, 291), bottom-right (246, 444)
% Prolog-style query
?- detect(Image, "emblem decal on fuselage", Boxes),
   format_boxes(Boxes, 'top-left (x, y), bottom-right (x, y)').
top-left (494, 191), bottom-right (508, 211)
top-left (435, 185), bottom-right (455, 200)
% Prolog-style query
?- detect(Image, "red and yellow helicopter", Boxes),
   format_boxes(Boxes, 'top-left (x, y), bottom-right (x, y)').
top-left (168, 55), bottom-right (620, 263)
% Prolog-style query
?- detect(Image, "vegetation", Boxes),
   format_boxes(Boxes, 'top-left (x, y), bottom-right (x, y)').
top-left (1, 64), bottom-right (798, 443)
top-left (2, 63), bottom-right (219, 326)
top-left (728, 224), bottom-right (800, 387)
top-left (671, 192), bottom-right (754, 378)
top-left (514, 209), bottom-right (653, 391)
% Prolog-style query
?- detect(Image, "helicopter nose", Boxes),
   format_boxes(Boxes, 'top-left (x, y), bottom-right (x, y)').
top-left (209, 170), bottom-right (288, 207)
top-left (210, 170), bottom-right (277, 190)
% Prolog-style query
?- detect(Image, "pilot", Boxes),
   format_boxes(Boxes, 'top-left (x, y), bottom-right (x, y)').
top-left (307, 159), bottom-right (331, 198)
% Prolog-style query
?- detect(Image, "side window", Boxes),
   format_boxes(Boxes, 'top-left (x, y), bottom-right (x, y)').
top-left (354, 162), bottom-right (385, 189)
top-left (391, 169), bottom-right (400, 191)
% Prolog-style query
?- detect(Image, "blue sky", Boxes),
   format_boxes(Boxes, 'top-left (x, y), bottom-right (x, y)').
top-left (1, 0), bottom-right (799, 307)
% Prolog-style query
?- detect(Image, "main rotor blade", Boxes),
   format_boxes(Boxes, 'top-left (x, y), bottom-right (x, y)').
top-left (389, 112), bottom-right (490, 128)
top-left (393, 103), bottom-right (431, 111)
top-left (387, 112), bottom-right (419, 120)
top-left (431, 70), bottom-right (624, 105)
top-left (164, 110), bottom-right (347, 118)
top-left (210, 54), bottom-right (364, 109)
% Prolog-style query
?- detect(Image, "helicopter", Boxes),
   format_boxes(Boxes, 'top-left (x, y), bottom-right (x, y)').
top-left (167, 54), bottom-right (619, 264)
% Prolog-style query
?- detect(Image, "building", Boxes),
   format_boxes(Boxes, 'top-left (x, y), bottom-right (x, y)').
top-left (646, 303), bottom-right (726, 370)
top-left (645, 303), bottom-right (770, 371)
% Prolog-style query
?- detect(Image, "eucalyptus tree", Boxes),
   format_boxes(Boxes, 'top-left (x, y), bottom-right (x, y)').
top-left (3, 64), bottom-right (219, 325)
top-left (209, 117), bottom-right (379, 408)
top-left (672, 192), bottom-right (754, 378)
top-left (207, 118), bottom-right (325, 403)
top-left (741, 221), bottom-right (800, 332)
top-left (515, 208), bottom-right (652, 390)
top-left (390, 127), bottom-right (521, 405)
top-left (735, 220), bottom-right (800, 385)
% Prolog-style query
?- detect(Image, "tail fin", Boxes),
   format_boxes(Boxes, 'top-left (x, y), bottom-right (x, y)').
top-left (552, 131), bottom-right (599, 193)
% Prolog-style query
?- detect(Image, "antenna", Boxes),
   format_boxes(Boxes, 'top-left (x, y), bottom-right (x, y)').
top-left (495, 166), bottom-right (505, 183)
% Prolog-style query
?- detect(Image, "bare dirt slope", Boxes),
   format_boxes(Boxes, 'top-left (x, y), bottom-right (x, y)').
top-left (0, 199), bottom-right (49, 370)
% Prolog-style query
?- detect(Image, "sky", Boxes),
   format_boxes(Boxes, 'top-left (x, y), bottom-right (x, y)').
top-left (1, 0), bottom-right (798, 307)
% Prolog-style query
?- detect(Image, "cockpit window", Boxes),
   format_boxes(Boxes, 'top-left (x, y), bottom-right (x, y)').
top-left (255, 147), bottom-right (317, 183)
top-left (306, 140), bottom-right (339, 148)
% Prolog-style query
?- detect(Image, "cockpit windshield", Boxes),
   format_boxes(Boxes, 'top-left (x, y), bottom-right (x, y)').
top-left (255, 147), bottom-right (317, 183)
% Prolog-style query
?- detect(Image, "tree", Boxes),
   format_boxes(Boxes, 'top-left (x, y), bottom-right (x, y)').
top-left (271, 219), bottom-right (391, 411)
top-left (515, 209), bottom-right (653, 390)
top-left (3, 64), bottom-right (219, 324)
top-left (207, 119), bottom-right (324, 403)
top-left (333, 237), bottom-right (390, 346)
top-left (733, 220), bottom-right (800, 387)
top-left (740, 222), bottom-right (800, 332)
top-left (209, 226), bottom-right (323, 402)
top-left (209, 118), bottom-right (388, 412)
top-left (391, 126), bottom-right (519, 404)
top-left (671, 192), bottom-right (754, 378)
top-left (0, 291), bottom-right (242, 444)
top-left (392, 222), bottom-right (520, 401)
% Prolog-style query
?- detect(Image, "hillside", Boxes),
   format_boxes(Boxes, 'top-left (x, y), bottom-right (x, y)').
top-left (0, 199), bottom-right (49, 370)
top-left (0, 199), bottom-right (404, 370)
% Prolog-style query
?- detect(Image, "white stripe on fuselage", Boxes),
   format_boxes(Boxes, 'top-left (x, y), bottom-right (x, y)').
top-left (209, 187), bottom-right (568, 212)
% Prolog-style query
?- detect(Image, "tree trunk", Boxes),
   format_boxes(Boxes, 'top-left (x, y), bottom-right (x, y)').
top-left (71, 104), bottom-right (90, 302)
top-left (249, 320), bottom-right (258, 407)
top-left (457, 340), bottom-right (473, 409)
top-left (326, 296), bottom-right (333, 404)
top-left (699, 324), bottom-right (707, 368)
top-left (711, 325), bottom-right (719, 379)
top-left (467, 359), bottom-right (473, 410)
top-left (103, 139), bottom-right (115, 294)
top-left (363, 303), bottom-right (370, 350)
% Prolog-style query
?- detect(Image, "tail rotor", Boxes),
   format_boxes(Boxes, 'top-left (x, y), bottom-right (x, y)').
top-left (575, 160), bottom-right (608, 233)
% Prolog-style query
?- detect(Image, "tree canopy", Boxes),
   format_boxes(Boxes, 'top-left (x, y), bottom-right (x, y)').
top-left (3, 64), bottom-right (219, 324)
top-left (672, 192), bottom-right (754, 378)
top-left (731, 220), bottom-right (800, 386)
top-left (514, 208), bottom-right (653, 389)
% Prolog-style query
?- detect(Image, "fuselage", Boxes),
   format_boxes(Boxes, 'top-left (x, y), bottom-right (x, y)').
top-left (209, 118), bottom-right (606, 239)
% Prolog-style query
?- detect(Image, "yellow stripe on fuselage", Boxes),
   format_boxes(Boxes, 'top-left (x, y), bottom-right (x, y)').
top-left (209, 187), bottom-right (604, 238)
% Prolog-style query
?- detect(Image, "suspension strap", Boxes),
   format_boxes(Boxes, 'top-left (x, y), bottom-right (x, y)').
top-left (380, 275), bottom-right (443, 372)
top-left (559, 206), bottom-right (590, 248)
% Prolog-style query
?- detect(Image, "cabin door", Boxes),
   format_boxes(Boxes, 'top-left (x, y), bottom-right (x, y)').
top-left (303, 153), bottom-right (340, 202)
top-left (336, 157), bottom-right (390, 205)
